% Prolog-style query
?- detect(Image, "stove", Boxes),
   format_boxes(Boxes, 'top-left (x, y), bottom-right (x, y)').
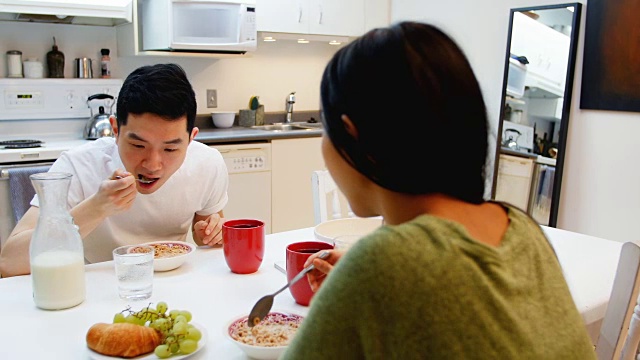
top-left (0, 79), bottom-right (123, 249)
top-left (0, 78), bottom-right (123, 164)
top-left (0, 139), bottom-right (43, 149)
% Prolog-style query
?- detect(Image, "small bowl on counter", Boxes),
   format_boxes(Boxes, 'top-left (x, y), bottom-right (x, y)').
top-left (211, 111), bottom-right (236, 128)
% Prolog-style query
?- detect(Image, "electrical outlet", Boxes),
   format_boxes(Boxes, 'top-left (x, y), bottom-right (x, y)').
top-left (207, 89), bottom-right (217, 108)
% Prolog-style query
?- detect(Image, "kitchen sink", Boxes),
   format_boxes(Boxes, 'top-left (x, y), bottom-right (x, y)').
top-left (252, 122), bottom-right (322, 132)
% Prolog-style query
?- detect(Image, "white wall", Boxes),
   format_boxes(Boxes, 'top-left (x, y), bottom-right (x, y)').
top-left (393, 0), bottom-right (640, 243)
top-left (0, 21), bottom-right (338, 114)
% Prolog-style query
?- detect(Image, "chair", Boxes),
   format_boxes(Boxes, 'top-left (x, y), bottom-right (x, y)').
top-left (311, 170), bottom-right (354, 225)
top-left (596, 241), bottom-right (640, 360)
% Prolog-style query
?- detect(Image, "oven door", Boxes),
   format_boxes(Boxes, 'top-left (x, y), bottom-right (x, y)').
top-left (0, 162), bottom-right (53, 250)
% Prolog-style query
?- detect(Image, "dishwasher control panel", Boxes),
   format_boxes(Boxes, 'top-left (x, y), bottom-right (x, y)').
top-left (210, 143), bottom-right (271, 174)
top-left (226, 154), bottom-right (267, 172)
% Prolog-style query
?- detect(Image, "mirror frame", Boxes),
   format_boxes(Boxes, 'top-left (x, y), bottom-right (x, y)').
top-left (491, 3), bottom-right (582, 227)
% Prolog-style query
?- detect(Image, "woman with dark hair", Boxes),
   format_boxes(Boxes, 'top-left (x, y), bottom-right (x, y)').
top-left (281, 22), bottom-right (594, 359)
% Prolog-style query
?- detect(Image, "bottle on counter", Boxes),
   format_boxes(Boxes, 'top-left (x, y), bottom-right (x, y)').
top-left (47, 37), bottom-right (65, 78)
top-left (100, 48), bottom-right (111, 79)
top-left (30, 172), bottom-right (86, 310)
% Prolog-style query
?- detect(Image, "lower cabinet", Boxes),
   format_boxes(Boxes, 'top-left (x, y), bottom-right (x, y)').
top-left (494, 154), bottom-right (534, 211)
top-left (271, 137), bottom-right (325, 233)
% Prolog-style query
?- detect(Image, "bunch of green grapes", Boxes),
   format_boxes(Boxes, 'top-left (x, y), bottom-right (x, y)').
top-left (112, 301), bottom-right (202, 359)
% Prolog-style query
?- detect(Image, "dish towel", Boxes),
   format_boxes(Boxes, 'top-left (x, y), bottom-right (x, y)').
top-left (8, 165), bottom-right (52, 222)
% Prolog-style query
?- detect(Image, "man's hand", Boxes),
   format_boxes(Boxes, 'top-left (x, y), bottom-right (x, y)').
top-left (92, 170), bottom-right (137, 217)
top-left (194, 213), bottom-right (224, 246)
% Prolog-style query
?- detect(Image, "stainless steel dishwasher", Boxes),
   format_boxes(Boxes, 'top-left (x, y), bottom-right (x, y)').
top-left (210, 143), bottom-right (272, 234)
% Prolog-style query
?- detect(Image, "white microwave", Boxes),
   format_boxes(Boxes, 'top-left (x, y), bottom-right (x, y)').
top-left (140, 0), bottom-right (257, 54)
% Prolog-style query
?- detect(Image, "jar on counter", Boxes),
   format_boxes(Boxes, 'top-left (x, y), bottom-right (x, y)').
top-left (7, 50), bottom-right (23, 78)
top-left (24, 58), bottom-right (44, 78)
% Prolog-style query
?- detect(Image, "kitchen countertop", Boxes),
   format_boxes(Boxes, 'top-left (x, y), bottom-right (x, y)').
top-left (500, 147), bottom-right (557, 166)
top-left (195, 125), bottom-right (322, 144)
top-left (500, 147), bottom-right (539, 159)
top-left (0, 126), bottom-right (322, 164)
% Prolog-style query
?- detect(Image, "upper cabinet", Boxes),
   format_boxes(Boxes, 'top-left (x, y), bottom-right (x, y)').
top-left (0, 0), bottom-right (132, 26)
top-left (510, 12), bottom-right (570, 98)
top-left (257, 0), bottom-right (388, 37)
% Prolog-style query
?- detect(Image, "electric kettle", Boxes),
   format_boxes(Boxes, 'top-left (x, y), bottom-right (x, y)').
top-left (84, 94), bottom-right (115, 140)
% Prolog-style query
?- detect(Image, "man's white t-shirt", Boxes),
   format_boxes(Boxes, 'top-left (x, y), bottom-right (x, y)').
top-left (31, 137), bottom-right (229, 263)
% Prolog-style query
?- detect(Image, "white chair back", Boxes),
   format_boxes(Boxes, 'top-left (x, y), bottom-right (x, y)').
top-left (311, 170), bottom-right (354, 225)
top-left (596, 241), bottom-right (640, 360)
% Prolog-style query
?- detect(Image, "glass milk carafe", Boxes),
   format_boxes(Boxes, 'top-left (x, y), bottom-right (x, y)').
top-left (29, 172), bottom-right (86, 310)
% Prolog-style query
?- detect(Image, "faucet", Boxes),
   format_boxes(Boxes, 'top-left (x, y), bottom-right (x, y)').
top-left (285, 91), bottom-right (296, 123)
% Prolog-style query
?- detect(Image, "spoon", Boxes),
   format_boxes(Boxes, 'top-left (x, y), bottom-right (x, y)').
top-left (114, 175), bottom-right (155, 184)
top-left (247, 250), bottom-right (330, 327)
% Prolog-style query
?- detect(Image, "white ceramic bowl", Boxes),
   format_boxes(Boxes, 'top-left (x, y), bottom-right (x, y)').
top-left (313, 217), bottom-right (383, 244)
top-left (131, 241), bottom-right (196, 272)
top-left (211, 111), bottom-right (235, 128)
top-left (225, 311), bottom-right (304, 360)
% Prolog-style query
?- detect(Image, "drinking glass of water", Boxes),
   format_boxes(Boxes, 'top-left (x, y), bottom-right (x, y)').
top-left (113, 245), bottom-right (154, 301)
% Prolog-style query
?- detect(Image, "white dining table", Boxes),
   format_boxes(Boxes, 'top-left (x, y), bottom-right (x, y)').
top-left (0, 226), bottom-right (623, 359)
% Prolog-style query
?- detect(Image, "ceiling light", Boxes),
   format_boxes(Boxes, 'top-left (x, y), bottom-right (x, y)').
top-left (259, 31), bottom-right (350, 44)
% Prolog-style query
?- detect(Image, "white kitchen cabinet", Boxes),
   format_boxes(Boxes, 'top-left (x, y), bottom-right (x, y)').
top-left (510, 12), bottom-right (570, 98)
top-left (271, 137), bottom-right (325, 233)
top-left (494, 154), bottom-right (534, 211)
top-left (527, 96), bottom-right (563, 121)
top-left (257, 0), bottom-right (368, 37)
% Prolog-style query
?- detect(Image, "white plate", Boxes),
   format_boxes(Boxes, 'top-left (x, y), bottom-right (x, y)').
top-left (313, 217), bottom-right (383, 244)
top-left (87, 322), bottom-right (208, 360)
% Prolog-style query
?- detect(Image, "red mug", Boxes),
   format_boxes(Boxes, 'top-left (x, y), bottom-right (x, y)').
top-left (286, 241), bottom-right (334, 306)
top-left (223, 219), bottom-right (265, 274)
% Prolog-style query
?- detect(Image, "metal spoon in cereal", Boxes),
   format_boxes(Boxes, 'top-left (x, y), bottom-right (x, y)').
top-left (247, 251), bottom-right (330, 327)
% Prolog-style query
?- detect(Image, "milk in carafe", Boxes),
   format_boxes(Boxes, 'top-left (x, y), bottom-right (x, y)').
top-left (31, 250), bottom-right (85, 309)
top-left (29, 172), bottom-right (86, 310)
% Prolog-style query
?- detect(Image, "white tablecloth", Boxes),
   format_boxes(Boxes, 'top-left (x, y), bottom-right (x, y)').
top-left (0, 226), bottom-right (623, 358)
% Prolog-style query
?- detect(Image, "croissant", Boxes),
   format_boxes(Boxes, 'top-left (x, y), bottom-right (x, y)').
top-left (86, 322), bottom-right (162, 358)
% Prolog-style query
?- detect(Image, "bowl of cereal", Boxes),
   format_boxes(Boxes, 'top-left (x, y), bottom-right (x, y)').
top-left (131, 241), bottom-right (196, 272)
top-left (225, 311), bottom-right (304, 360)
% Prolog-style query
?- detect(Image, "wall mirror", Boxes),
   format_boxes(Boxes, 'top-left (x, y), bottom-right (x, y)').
top-left (491, 3), bottom-right (582, 227)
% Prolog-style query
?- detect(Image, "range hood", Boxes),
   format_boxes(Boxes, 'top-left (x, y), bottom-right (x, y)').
top-left (0, 0), bottom-right (132, 26)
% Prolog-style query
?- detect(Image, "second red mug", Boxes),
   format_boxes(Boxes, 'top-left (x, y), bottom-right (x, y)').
top-left (286, 241), bottom-right (334, 306)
